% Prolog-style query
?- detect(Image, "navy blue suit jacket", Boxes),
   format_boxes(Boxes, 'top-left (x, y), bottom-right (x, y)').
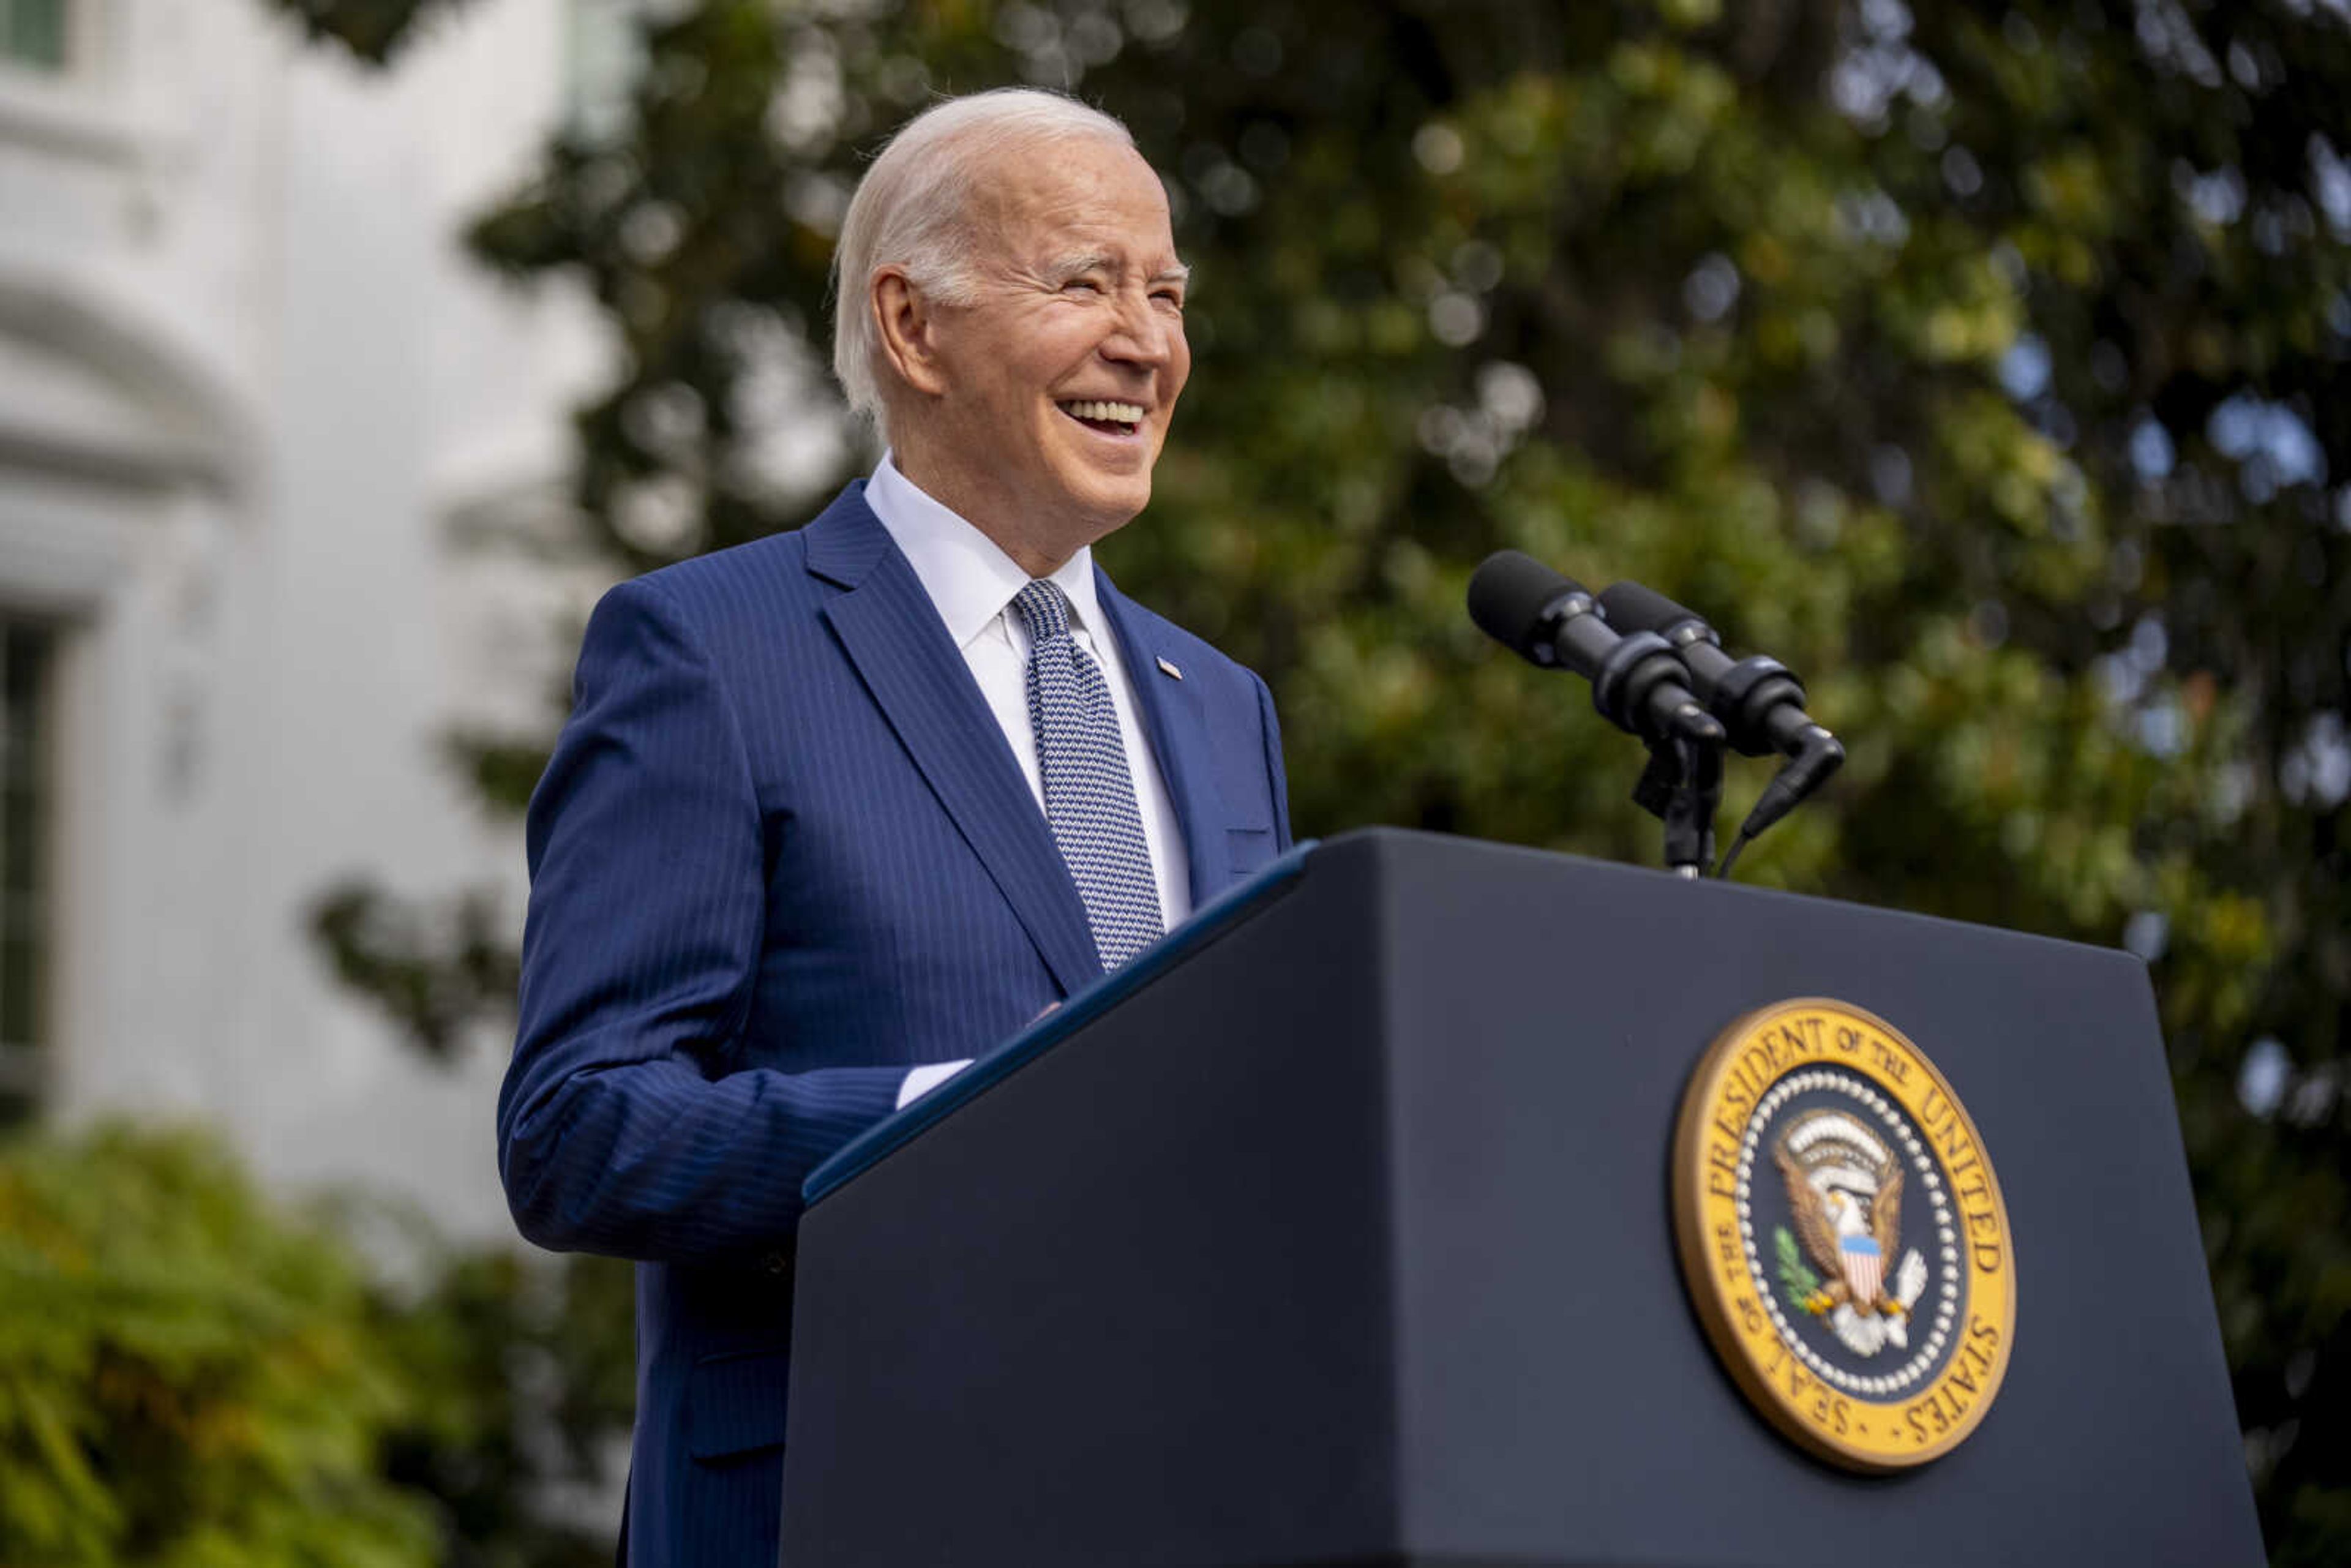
top-left (497, 482), bottom-right (1291, 1566)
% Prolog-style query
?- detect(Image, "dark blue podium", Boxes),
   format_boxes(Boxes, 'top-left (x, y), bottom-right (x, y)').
top-left (777, 828), bottom-right (2260, 1567)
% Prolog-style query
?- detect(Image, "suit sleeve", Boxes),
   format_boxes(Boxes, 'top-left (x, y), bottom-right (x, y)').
top-left (496, 577), bottom-right (904, 1263)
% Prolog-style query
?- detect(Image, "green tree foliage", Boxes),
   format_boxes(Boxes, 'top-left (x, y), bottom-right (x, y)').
top-left (0, 1124), bottom-right (433, 1566)
top-left (367, 1242), bottom-right (636, 1568)
top-left (263, 0), bottom-right (474, 62)
top-left (0, 1123), bottom-right (637, 1568)
top-left (264, 0), bottom-right (2350, 1557)
top-left (309, 882), bottom-right (520, 1064)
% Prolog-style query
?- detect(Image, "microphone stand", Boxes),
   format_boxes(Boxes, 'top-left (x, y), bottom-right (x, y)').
top-left (1632, 729), bottom-right (1724, 879)
top-left (1460, 553), bottom-right (1731, 876)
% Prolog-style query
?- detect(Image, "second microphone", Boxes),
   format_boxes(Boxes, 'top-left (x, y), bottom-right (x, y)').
top-left (1467, 550), bottom-right (1724, 748)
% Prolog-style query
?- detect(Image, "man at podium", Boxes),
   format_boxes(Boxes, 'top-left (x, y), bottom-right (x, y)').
top-left (495, 88), bottom-right (1292, 1566)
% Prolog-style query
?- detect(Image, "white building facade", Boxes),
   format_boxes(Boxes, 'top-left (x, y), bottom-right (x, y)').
top-left (0, 0), bottom-right (613, 1236)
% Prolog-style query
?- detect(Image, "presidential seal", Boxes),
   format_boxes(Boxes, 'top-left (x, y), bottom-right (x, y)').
top-left (1671, 998), bottom-right (2016, 1471)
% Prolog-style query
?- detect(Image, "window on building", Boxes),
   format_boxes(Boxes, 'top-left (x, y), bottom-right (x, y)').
top-left (0, 621), bottom-right (52, 1126)
top-left (1, 0), bottom-right (71, 72)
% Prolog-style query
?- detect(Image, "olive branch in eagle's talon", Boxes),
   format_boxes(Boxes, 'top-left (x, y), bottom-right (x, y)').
top-left (1774, 1226), bottom-right (1834, 1315)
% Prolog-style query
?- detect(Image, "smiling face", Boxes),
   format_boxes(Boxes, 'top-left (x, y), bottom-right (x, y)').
top-left (874, 136), bottom-right (1190, 572)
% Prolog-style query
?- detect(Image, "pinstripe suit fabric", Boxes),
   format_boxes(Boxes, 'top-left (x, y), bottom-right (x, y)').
top-left (498, 481), bottom-right (1291, 1567)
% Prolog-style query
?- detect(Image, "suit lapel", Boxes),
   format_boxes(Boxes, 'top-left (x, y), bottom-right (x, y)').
top-left (1095, 572), bottom-right (1224, 908)
top-left (808, 488), bottom-right (1103, 997)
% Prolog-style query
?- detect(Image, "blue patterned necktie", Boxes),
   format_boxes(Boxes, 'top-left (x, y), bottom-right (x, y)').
top-left (1011, 579), bottom-right (1164, 969)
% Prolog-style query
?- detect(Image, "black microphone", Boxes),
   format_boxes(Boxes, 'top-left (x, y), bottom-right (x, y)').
top-left (1596, 580), bottom-right (1843, 852)
top-left (1468, 552), bottom-right (1724, 748)
top-left (1595, 583), bottom-right (1836, 758)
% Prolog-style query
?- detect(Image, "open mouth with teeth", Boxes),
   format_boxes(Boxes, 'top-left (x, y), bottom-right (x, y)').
top-left (1059, 399), bottom-right (1146, 435)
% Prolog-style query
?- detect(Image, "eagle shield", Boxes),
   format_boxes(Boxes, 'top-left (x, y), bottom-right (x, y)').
top-left (1775, 1108), bottom-right (1914, 1326)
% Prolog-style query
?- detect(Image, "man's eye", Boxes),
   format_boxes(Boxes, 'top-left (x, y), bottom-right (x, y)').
top-left (1153, 291), bottom-right (1185, 310)
top-left (1063, 277), bottom-right (1104, 294)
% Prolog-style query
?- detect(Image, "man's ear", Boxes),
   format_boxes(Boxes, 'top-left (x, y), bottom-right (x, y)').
top-left (872, 268), bottom-right (950, 398)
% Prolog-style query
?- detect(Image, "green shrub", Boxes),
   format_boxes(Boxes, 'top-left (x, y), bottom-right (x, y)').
top-left (0, 1123), bottom-right (637, 1568)
top-left (367, 1239), bottom-right (634, 1568)
top-left (0, 1122), bottom-right (435, 1567)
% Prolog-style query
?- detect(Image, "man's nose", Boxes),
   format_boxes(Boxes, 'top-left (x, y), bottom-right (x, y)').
top-left (1101, 290), bottom-right (1177, 367)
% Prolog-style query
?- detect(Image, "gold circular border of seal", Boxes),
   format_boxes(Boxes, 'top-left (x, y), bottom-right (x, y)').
top-left (1671, 997), bottom-right (2017, 1471)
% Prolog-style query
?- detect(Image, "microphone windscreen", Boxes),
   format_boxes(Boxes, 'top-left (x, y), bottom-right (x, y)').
top-left (1595, 579), bottom-right (1698, 637)
top-left (1468, 550), bottom-right (1580, 660)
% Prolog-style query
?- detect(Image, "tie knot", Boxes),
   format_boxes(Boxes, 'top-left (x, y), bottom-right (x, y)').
top-left (1013, 579), bottom-right (1071, 642)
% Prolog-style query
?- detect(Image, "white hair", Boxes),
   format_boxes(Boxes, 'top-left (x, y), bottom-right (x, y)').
top-left (830, 89), bottom-right (1136, 436)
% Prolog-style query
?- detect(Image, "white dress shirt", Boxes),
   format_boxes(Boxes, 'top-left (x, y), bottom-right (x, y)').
top-left (866, 454), bottom-right (1192, 1108)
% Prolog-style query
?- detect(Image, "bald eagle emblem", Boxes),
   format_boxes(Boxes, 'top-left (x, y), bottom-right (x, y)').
top-left (1772, 1108), bottom-right (1929, 1358)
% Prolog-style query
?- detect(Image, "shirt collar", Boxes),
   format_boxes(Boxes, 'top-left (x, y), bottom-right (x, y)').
top-left (865, 453), bottom-right (1103, 648)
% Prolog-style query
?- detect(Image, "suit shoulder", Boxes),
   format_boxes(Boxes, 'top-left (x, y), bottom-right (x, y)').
top-left (583, 532), bottom-right (844, 683)
top-left (613, 530), bottom-right (814, 624)
top-left (601, 481), bottom-right (883, 639)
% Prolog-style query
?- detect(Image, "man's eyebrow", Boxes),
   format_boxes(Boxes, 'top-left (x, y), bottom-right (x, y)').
top-left (1042, 251), bottom-right (1117, 282)
top-left (1038, 253), bottom-right (1193, 287)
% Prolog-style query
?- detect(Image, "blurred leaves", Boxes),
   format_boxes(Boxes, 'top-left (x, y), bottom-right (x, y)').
top-left (258, 0), bottom-right (474, 62)
top-left (0, 1123), bottom-right (634, 1567)
top-left (310, 882), bottom-right (519, 1063)
top-left (0, 1124), bottom-right (432, 1566)
top-left (367, 1238), bottom-right (635, 1568)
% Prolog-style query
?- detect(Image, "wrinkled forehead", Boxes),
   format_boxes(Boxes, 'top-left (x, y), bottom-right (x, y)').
top-left (961, 136), bottom-right (1180, 268)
